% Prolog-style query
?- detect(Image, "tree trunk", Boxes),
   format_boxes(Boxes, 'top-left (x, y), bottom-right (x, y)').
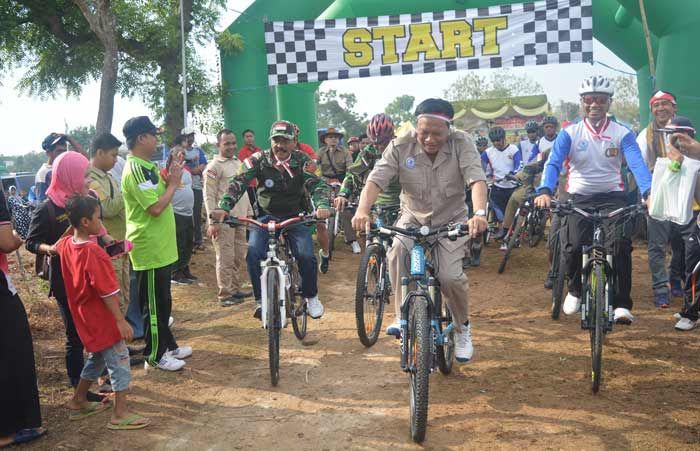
top-left (73, 0), bottom-right (119, 135)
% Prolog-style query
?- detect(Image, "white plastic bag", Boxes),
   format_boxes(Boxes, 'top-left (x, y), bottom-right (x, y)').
top-left (649, 157), bottom-right (700, 225)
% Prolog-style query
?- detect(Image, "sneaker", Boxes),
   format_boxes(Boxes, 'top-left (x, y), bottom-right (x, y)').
top-left (350, 241), bottom-right (361, 254)
top-left (563, 293), bottom-right (581, 315)
top-left (386, 319), bottom-right (401, 337)
top-left (166, 346), bottom-right (192, 360)
top-left (499, 242), bottom-right (508, 251)
top-left (543, 271), bottom-right (554, 289)
top-left (654, 291), bottom-right (670, 309)
top-left (253, 300), bottom-right (262, 319)
top-left (168, 316), bottom-right (174, 328)
top-left (675, 317), bottom-right (697, 331)
top-left (671, 280), bottom-right (684, 298)
top-left (455, 323), bottom-right (474, 363)
top-left (613, 307), bottom-right (635, 325)
top-left (318, 249), bottom-right (330, 274)
top-left (182, 268), bottom-right (198, 281)
top-left (233, 290), bottom-right (253, 299)
top-left (145, 355), bottom-right (185, 372)
top-left (220, 296), bottom-right (244, 307)
top-left (674, 312), bottom-right (682, 319)
top-left (494, 228), bottom-right (507, 241)
top-left (306, 296), bottom-right (324, 319)
top-left (171, 274), bottom-right (192, 285)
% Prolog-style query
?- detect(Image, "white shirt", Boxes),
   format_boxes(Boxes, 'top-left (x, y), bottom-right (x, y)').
top-left (482, 144), bottom-right (521, 188)
top-left (636, 125), bottom-right (670, 169)
top-left (518, 139), bottom-right (538, 167)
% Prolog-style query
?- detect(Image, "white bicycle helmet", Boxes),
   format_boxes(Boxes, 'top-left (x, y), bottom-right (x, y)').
top-left (578, 75), bottom-right (614, 97)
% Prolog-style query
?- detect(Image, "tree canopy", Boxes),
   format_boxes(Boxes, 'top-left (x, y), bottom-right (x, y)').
top-left (443, 69), bottom-right (544, 104)
top-left (384, 95), bottom-right (415, 124)
top-left (316, 90), bottom-right (368, 137)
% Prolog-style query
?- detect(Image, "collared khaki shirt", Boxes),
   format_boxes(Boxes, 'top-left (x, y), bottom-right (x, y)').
top-left (317, 146), bottom-right (353, 180)
top-left (88, 166), bottom-right (126, 240)
top-left (204, 155), bottom-right (252, 223)
top-left (367, 130), bottom-right (486, 226)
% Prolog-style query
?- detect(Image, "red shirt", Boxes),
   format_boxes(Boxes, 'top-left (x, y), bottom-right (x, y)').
top-left (297, 142), bottom-right (317, 160)
top-left (56, 237), bottom-right (121, 353)
top-left (237, 144), bottom-right (262, 187)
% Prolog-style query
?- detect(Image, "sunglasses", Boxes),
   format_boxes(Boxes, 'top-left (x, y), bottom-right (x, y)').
top-left (582, 95), bottom-right (610, 105)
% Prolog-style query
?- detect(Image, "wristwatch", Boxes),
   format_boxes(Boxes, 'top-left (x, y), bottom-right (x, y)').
top-left (474, 209), bottom-right (487, 217)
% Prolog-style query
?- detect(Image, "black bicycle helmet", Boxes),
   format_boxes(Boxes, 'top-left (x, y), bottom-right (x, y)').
top-left (542, 115), bottom-right (558, 126)
top-left (488, 127), bottom-right (506, 142)
top-left (475, 136), bottom-right (489, 148)
top-left (524, 120), bottom-right (539, 133)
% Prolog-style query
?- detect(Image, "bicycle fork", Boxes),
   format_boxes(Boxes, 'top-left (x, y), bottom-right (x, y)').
top-left (259, 263), bottom-right (288, 330)
top-left (580, 253), bottom-right (614, 332)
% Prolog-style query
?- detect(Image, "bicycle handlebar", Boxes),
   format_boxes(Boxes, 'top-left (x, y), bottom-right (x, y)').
top-left (550, 200), bottom-right (646, 221)
top-left (373, 222), bottom-right (468, 241)
top-left (213, 212), bottom-right (323, 231)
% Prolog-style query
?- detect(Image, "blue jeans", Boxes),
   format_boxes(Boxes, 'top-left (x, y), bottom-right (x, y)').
top-left (247, 215), bottom-right (318, 301)
top-left (126, 268), bottom-right (144, 339)
top-left (80, 340), bottom-right (131, 392)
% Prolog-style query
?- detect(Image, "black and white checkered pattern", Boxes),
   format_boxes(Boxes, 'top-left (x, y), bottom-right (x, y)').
top-left (265, 0), bottom-right (592, 86)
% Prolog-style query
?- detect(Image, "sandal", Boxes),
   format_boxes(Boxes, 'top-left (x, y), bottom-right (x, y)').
top-left (107, 413), bottom-right (150, 430)
top-left (69, 401), bottom-right (109, 421)
top-left (0, 428), bottom-right (47, 448)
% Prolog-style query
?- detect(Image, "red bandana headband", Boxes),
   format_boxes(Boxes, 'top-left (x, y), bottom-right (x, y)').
top-left (649, 91), bottom-right (676, 108)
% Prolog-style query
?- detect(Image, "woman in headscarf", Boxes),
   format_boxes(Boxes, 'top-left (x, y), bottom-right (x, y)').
top-left (25, 151), bottom-right (108, 402)
top-left (7, 185), bottom-right (32, 239)
top-left (0, 188), bottom-right (46, 447)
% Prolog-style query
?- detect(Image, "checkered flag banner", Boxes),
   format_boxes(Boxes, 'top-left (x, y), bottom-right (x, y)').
top-left (265, 0), bottom-right (592, 86)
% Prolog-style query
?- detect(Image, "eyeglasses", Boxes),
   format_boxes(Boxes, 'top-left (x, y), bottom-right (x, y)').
top-left (582, 95), bottom-right (609, 105)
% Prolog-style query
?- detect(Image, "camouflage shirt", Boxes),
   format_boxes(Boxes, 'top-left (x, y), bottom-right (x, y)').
top-left (339, 144), bottom-right (401, 206)
top-left (219, 149), bottom-right (331, 217)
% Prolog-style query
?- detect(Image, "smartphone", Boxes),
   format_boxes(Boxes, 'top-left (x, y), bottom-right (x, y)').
top-left (105, 240), bottom-right (126, 257)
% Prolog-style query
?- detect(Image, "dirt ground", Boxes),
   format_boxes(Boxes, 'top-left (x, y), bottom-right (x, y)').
top-left (11, 235), bottom-right (700, 450)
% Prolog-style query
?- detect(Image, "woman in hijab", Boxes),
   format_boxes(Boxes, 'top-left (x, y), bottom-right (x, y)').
top-left (0, 187), bottom-right (46, 447)
top-left (7, 185), bottom-right (32, 239)
top-left (25, 151), bottom-right (108, 402)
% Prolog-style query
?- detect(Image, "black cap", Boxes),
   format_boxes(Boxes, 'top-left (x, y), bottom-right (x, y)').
top-left (123, 116), bottom-right (161, 140)
top-left (414, 98), bottom-right (454, 120)
top-left (41, 133), bottom-right (66, 151)
top-left (91, 133), bottom-right (123, 154)
top-left (669, 116), bottom-right (696, 137)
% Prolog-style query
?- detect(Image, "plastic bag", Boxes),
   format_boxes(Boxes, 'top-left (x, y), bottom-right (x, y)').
top-left (649, 157), bottom-right (700, 224)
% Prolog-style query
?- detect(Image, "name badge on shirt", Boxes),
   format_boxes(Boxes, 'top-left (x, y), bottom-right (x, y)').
top-left (264, 179), bottom-right (275, 188)
top-left (577, 141), bottom-right (589, 151)
top-left (605, 147), bottom-right (619, 158)
top-left (405, 157), bottom-right (416, 169)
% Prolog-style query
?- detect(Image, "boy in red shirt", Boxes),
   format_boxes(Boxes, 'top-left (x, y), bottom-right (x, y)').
top-left (57, 194), bottom-right (150, 430)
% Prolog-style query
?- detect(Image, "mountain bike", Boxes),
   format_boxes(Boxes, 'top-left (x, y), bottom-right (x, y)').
top-left (220, 213), bottom-right (316, 386)
top-left (498, 192), bottom-right (544, 274)
top-left (354, 204), bottom-right (400, 347)
top-left (374, 222), bottom-right (468, 442)
top-left (554, 201), bottom-right (645, 393)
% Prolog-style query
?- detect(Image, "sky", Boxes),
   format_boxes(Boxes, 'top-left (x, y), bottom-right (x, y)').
top-left (0, 0), bottom-right (635, 156)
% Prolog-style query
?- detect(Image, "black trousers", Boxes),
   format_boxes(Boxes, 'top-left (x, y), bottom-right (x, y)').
top-left (561, 192), bottom-right (633, 309)
top-left (54, 291), bottom-right (84, 386)
top-left (0, 290), bottom-right (42, 435)
top-left (135, 265), bottom-right (178, 365)
top-left (678, 212), bottom-right (700, 320)
top-left (192, 189), bottom-right (204, 246)
top-left (173, 213), bottom-right (193, 274)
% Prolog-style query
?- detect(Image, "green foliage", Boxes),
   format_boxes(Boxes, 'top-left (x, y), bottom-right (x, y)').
top-left (553, 100), bottom-right (580, 122)
top-left (68, 125), bottom-right (96, 150)
top-left (216, 30), bottom-right (244, 56)
top-left (444, 69), bottom-right (544, 105)
top-left (610, 75), bottom-right (640, 129)
top-left (1, 152), bottom-right (47, 173)
top-left (384, 95), bottom-right (415, 124)
top-left (316, 89), bottom-right (368, 137)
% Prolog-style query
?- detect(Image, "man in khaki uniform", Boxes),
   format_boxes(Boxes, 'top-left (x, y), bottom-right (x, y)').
top-left (88, 132), bottom-right (129, 311)
top-left (317, 127), bottom-right (359, 254)
top-left (205, 129), bottom-right (253, 307)
top-left (352, 99), bottom-right (488, 363)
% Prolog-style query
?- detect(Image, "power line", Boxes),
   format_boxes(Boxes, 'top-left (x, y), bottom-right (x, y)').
top-left (590, 60), bottom-right (637, 77)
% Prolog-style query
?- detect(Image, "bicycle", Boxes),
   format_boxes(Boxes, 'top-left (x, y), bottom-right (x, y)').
top-left (354, 203), bottom-right (400, 347)
top-left (374, 222), bottom-right (468, 443)
top-left (498, 192), bottom-right (545, 274)
top-left (220, 213), bottom-right (317, 386)
top-left (549, 223), bottom-right (567, 320)
top-left (553, 200), bottom-right (645, 393)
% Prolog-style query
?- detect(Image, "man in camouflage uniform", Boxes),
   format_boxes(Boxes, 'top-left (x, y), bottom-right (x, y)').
top-left (213, 121), bottom-right (331, 320)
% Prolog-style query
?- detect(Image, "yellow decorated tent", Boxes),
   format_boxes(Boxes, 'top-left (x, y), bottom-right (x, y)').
top-left (453, 95), bottom-right (551, 141)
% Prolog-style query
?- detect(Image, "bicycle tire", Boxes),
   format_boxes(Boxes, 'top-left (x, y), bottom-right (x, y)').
top-left (551, 237), bottom-right (566, 320)
top-left (266, 270), bottom-right (281, 387)
top-left (498, 217), bottom-right (523, 274)
top-left (288, 262), bottom-right (307, 340)
top-left (328, 214), bottom-right (337, 260)
top-left (435, 290), bottom-right (455, 375)
top-left (590, 263), bottom-right (605, 394)
top-left (528, 211), bottom-right (544, 248)
top-left (408, 297), bottom-right (431, 443)
top-left (354, 244), bottom-right (386, 347)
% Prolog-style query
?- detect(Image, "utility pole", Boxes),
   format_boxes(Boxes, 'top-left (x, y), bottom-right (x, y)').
top-left (180, 0), bottom-right (188, 128)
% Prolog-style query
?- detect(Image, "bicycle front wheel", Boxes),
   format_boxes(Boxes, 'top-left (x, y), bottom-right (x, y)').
top-left (287, 263), bottom-right (307, 340)
top-left (528, 211), bottom-right (544, 248)
top-left (498, 217), bottom-right (523, 274)
top-left (590, 263), bottom-right (605, 394)
top-left (435, 290), bottom-right (455, 375)
top-left (355, 244), bottom-right (386, 347)
top-left (266, 270), bottom-right (281, 386)
top-left (551, 237), bottom-right (566, 320)
top-left (408, 297), bottom-right (431, 443)
top-left (328, 213), bottom-right (338, 260)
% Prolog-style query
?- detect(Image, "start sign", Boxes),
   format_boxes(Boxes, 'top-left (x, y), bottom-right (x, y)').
top-left (264, 0), bottom-right (593, 86)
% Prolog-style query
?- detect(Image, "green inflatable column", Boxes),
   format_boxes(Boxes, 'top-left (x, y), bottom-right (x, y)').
top-left (221, 0), bottom-right (334, 149)
top-left (275, 83), bottom-right (321, 147)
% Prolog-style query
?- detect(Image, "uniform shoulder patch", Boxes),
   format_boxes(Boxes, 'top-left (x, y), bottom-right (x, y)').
top-left (304, 160), bottom-right (318, 174)
top-left (243, 152), bottom-right (262, 170)
top-left (205, 167), bottom-right (218, 179)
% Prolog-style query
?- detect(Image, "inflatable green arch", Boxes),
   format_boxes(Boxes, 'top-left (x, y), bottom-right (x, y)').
top-left (221, 0), bottom-right (699, 146)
